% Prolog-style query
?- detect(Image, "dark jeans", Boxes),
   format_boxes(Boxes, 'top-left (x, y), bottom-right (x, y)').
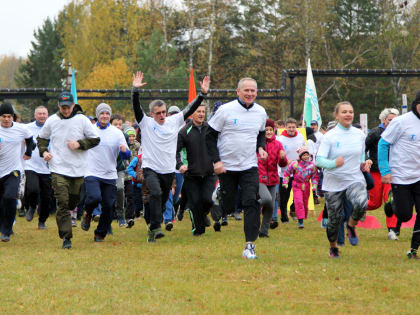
top-left (0, 171), bottom-right (20, 237)
top-left (218, 167), bottom-right (259, 242)
top-left (133, 185), bottom-right (143, 216)
top-left (279, 177), bottom-right (295, 222)
top-left (24, 170), bottom-right (51, 224)
top-left (124, 180), bottom-right (135, 220)
top-left (184, 174), bottom-right (217, 235)
top-left (392, 180), bottom-right (420, 250)
top-left (84, 176), bottom-right (116, 238)
top-left (143, 168), bottom-right (174, 230)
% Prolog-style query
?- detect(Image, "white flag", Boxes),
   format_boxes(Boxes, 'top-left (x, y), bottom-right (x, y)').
top-left (303, 59), bottom-right (321, 128)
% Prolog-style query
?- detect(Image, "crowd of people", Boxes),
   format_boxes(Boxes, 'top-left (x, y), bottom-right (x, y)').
top-left (0, 73), bottom-right (419, 260)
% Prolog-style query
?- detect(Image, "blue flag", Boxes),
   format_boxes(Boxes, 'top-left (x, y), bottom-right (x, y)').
top-left (70, 69), bottom-right (78, 104)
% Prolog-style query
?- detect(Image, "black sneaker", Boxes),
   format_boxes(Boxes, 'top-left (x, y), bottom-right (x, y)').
top-left (62, 238), bottom-right (72, 249)
top-left (270, 220), bottom-right (279, 229)
top-left (176, 209), bottom-right (184, 221)
top-left (407, 249), bottom-right (419, 260)
top-left (165, 222), bottom-right (173, 231)
top-left (213, 221), bottom-right (221, 232)
top-left (38, 222), bottom-right (47, 230)
top-left (26, 207), bottom-right (35, 222)
top-left (259, 232), bottom-right (269, 238)
top-left (18, 207), bottom-right (26, 217)
top-left (126, 219), bottom-right (135, 228)
top-left (329, 247), bottom-right (340, 258)
top-left (221, 217), bottom-right (228, 226)
top-left (81, 212), bottom-right (92, 231)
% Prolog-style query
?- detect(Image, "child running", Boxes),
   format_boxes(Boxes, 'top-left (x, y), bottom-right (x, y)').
top-left (282, 146), bottom-right (318, 229)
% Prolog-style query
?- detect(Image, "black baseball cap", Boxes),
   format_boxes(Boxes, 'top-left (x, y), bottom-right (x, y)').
top-left (58, 91), bottom-right (74, 107)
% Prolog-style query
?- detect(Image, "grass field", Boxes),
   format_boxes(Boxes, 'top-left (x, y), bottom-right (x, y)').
top-left (1, 204), bottom-right (419, 314)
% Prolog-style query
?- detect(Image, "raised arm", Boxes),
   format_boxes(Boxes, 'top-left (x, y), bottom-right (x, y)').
top-left (182, 76), bottom-right (210, 119)
top-left (131, 71), bottom-right (148, 123)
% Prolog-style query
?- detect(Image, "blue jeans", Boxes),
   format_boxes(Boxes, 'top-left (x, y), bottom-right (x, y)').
top-left (338, 197), bottom-right (353, 245)
top-left (163, 173), bottom-right (184, 224)
top-left (272, 184), bottom-right (280, 221)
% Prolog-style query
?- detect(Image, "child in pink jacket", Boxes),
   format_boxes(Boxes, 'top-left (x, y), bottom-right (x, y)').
top-left (282, 146), bottom-right (318, 228)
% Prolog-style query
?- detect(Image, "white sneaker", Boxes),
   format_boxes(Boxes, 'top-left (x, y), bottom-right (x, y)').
top-left (242, 243), bottom-right (258, 259)
top-left (388, 230), bottom-right (398, 241)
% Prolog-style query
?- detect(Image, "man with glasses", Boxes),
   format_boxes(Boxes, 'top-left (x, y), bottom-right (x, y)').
top-left (131, 71), bottom-right (210, 242)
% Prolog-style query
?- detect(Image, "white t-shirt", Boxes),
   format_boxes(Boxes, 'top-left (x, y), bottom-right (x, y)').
top-left (317, 125), bottom-right (366, 192)
top-left (381, 111), bottom-right (420, 185)
top-left (38, 113), bottom-right (99, 177)
top-left (85, 125), bottom-right (128, 180)
top-left (277, 132), bottom-right (306, 176)
top-left (24, 121), bottom-right (50, 174)
top-left (0, 122), bottom-right (32, 178)
top-left (208, 99), bottom-right (267, 171)
top-left (139, 112), bottom-right (185, 174)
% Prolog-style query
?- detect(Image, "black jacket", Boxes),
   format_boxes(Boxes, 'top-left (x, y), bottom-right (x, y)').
top-left (365, 124), bottom-right (384, 173)
top-left (176, 121), bottom-right (214, 177)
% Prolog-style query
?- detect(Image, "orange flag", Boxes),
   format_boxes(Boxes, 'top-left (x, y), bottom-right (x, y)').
top-left (188, 68), bottom-right (197, 103)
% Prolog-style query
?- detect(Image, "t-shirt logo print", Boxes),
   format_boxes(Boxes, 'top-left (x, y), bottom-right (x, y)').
top-left (410, 134), bottom-right (416, 141)
top-left (336, 142), bottom-right (340, 148)
top-left (233, 118), bottom-right (239, 125)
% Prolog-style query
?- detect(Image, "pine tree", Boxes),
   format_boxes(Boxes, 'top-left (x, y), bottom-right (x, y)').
top-left (15, 17), bottom-right (65, 88)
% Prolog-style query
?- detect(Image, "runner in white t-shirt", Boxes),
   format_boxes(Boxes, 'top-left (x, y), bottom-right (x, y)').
top-left (316, 101), bottom-right (371, 259)
top-left (23, 106), bottom-right (53, 229)
top-left (378, 92), bottom-right (420, 259)
top-left (37, 91), bottom-right (100, 249)
top-left (0, 103), bottom-right (34, 242)
top-left (206, 77), bottom-right (268, 259)
top-left (80, 103), bottom-right (130, 243)
top-left (131, 71), bottom-right (210, 242)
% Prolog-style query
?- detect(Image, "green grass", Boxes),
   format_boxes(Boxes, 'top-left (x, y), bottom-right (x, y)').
top-left (1, 204), bottom-right (419, 314)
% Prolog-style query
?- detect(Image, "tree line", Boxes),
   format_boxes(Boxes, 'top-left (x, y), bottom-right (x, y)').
top-left (3, 0), bottom-right (420, 126)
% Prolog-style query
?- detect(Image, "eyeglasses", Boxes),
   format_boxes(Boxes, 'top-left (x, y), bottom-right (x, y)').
top-left (154, 110), bottom-right (166, 116)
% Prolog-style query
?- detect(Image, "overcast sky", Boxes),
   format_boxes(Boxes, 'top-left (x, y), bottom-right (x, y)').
top-left (0, 0), bottom-right (71, 57)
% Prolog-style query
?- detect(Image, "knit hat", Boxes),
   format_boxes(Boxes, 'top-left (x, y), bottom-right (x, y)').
top-left (265, 118), bottom-right (275, 129)
top-left (327, 121), bottom-right (337, 131)
top-left (124, 126), bottom-right (136, 136)
top-left (0, 103), bottom-right (15, 116)
top-left (96, 103), bottom-right (112, 118)
top-left (168, 106), bottom-right (181, 115)
top-left (296, 146), bottom-right (310, 159)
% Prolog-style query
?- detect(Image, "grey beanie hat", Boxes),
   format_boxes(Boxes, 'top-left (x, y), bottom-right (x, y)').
top-left (96, 103), bottom-right (112, 118)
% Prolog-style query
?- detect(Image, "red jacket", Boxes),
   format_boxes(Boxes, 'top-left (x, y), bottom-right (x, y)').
top-left (258, 136), bottom-right (288, 186)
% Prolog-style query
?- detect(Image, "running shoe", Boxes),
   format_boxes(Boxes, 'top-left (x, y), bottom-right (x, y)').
top-left (407, 249), bottom-right (419, 260)
top-left (165, 222), bottom-right (173, 231)
top-left (93, 215), bottom-right (100, 222)
top-left (1, 234), bottom-right (10, 242)
top-left (38, 222), bottom-right (47, 230)
top-left (126, 219), bottom-right (135, 228)
top-left (234, 212), bottom-right (242, 221)
top-left (221, 217), bottom-right (228, 226)
top-left (213, 221), bottom-right (221, 232)
top-left (94, 234), bottom-right (105, 242)
top-left (26, 206), bottom-right (35, 222)
top-left (298, 221), bottom-right (304, 229)
top-left (81, 212), bottom-right (92, 231)
top-left (346, 223), bottom-right (359, 246)
top-left (71, 219), bottom-right (77, 227)
top-left (118, 217), bottom-right (127, 227)
top-left (242, 243), bottom-right (258, 259)
top-left (388, 230), bottom-right (398, 241)
top-left (62, 238), bottom-right (72, 249)
top-left (270, 220), bottom-right (279, 229)
top-left (258, 232), bottom-right (269, 238)
top-left (329, 247), bottom-right (340, 258)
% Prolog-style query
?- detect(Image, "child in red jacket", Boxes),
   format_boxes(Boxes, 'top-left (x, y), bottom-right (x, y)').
top-left (258, 119), bottom-right (288, 237)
